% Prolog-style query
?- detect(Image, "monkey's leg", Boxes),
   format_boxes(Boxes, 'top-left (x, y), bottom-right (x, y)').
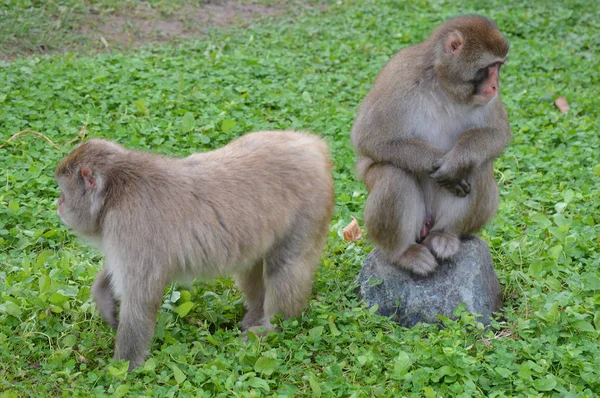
top-left (426, 167), bottom-right (498, 259)
top-left (91, 268), bottom-right (119, 330)
top-left (363, 164), bottom-right (438, 276)
top-left (235, 260), bottom-right (265, 331)
top-left (257, 222), bottom-right (324, 332)
top-left (113, 278), bottom-right (165, 371)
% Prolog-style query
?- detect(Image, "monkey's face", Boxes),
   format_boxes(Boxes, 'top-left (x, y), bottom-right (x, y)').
top-left (435, 17), bottom-right (509, 106)
top-left (55, 168), bottom-right (103, 237)
top-left (471, 58), bottom-right (506, 105)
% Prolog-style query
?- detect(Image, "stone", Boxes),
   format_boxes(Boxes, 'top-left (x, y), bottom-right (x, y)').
top-left (355, 236), bottom-right (503, 327)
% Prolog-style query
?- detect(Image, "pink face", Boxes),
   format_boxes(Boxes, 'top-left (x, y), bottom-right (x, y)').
top-left (473, 59), bottom-right (505, 105)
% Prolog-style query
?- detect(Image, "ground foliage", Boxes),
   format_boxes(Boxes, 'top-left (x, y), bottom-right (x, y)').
top-left (0, 0), bottom-right (599, 396)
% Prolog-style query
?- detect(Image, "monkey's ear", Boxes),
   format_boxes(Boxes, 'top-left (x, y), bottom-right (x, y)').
top-left (80, 167), bottom-right (97, 189)
top-left (444, 31), bottom-right (464, 55)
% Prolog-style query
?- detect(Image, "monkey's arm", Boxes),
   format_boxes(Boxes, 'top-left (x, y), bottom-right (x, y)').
top-left (356, 137), bottom-right (446, 174)
top-left (430, 103), bottom-right (511, 191)
top-left (431, 125), bottom-right (511, 180)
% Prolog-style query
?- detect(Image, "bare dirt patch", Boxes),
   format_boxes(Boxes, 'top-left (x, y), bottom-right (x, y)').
top-left (82, 1), bottom-right (287, 52)
top-left (0, 0), bottom-right (302, 60)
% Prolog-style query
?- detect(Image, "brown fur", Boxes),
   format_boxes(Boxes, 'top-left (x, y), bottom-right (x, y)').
top-left (55, 131), bottom-right (334, 370)
top-left (351, 15), bottom-right (511, 276)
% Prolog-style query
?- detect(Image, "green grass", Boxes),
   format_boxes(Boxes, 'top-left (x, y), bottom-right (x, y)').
top-left (1, 0), bottom-right (599, 396)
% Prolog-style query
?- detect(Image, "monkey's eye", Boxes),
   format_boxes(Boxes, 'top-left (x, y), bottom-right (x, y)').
top-left (472, 67), bottom-right (488, 86)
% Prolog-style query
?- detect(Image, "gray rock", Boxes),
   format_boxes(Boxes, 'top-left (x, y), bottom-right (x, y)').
top-left (356, 236), bottom-right (503, 327)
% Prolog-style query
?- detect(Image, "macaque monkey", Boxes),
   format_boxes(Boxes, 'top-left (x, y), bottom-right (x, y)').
top-left (55, 131), bottom-right (334, 370)
top-left (351, 15), bottom-right (511, 276)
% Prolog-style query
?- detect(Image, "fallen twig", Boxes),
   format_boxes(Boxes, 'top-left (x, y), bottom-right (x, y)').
top-left (0, 129), bottom-right (61, 150)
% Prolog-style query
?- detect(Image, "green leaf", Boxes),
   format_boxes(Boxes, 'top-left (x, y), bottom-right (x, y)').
top-left (562, 189), bottom-right (574, 203)
top-left (307, 372), bottom-right (321, 397)
top-left (36, 250), bottom-right (52, 267)
top-left (170, 364), bottom-right (186, 385)
top-left (112, 384), bottom-right (130, 398)
top-left (15, 237), bottom-right (32, 250)
top-left (204, 332), bottom-right (220, 347)
top-left (529, 261), bottom-right (544, 276)
top-left (423, 386), bottom-right (436, 398)
top-left (547, 244), bottom-right (563, 260)
top-left (134, 98), bottom-right (148, 115)
top-left (594, 312), bottom-right (600, 331)
top-left (495, 367), bottom-right (512, 378)
top-left (169, 290), bottom-right (181, 303)
top-left (8, 200), bottom-right (19, 212)
top-left (221, 119), bottom-right (236, 133)
top-left (592, 165), bottom-right (600, 176)
top-left (583, 274), bottom-right (600, 291)
top-left (62, 334), bottom-right (77, 348)
top-left (571, 320), bottom-right (595, 333)
top-left (107, 362), bottom-right (129, 380)
top-left (391, 351), bottom-right (412, 379)
top-left (308, 326), bottom-right (324, 338)
top-left (368, 277), bottom-right (383, 287)
top-left (553, 213), bottom-right (570, 227)
top-left (0, 301), bottom-right (22, 318)
top-left (38, 274), bottom-right (51, 294)
top-left (42, 229), bottom-right (57, 238)
top-left (247, 376), bottom-right (270, 392)
top-left (302, 91), bottom-right (312, 103)
top-left (143, 358), bottom-right (156, 372)
top-left (179, 290), bottom-right (192, 303)
top-left (181, 112), bottom-right (195, 132)
top-left (254, 356), bottom-right (279, 375)
top-left (531, 213), bottom-right (552, 229)
top-left (175, 302), bottom-right (194, 317)
top-left (328, 316), bottom-right (341, 336)
top-left (533, 375), bottom-right (557, 391)
top-left (49, 293), bottom-right (69, 305)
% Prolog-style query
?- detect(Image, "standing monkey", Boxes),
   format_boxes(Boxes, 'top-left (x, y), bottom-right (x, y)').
top-left (351, 15), bottom-right (511, 275)
top-left (55, 131), bottom-right (334, 370)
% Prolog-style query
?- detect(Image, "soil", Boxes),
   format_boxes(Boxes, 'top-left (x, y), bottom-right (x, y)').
top-left (83, 0), bottom-right (287, 51)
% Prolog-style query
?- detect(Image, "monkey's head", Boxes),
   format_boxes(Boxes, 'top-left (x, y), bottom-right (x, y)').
top-left (432, 15), bottom-right (509, 106)
top-left (55, 139), bottom-right (125, 236)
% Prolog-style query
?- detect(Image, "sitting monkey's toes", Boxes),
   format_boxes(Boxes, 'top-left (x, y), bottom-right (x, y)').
top-left (423, 231), bottom-right (460, 260)
top-left (396, 244), bottom-right (439, 276)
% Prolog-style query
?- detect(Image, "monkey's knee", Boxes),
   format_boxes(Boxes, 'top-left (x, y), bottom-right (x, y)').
top-left (434, 179), bottom-right (498, 236)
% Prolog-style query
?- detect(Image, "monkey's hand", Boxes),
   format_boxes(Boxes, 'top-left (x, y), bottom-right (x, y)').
top-left (429, 154), bottom-right (471, 197)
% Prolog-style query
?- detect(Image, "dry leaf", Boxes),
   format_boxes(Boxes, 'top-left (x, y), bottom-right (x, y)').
top-left (77, 355), bottom-right (88, 364)
top-left (343, 216), bottom-right (362, 241)
top-left (554, 96), bottom-right (570, 114)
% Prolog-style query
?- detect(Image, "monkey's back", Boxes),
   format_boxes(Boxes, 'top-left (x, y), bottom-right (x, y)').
top-left (102, 131), bottom-right (333, 284)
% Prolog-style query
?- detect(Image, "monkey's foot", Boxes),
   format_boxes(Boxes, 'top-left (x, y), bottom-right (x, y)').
top-left (242, 322), bottom-right (278, 341)
top-left (241, 310), bottom-right (264, 331)
top-left (423, 231), bottom-right (460, 260)
top-left (395, 244), bottom-right (438, 276)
